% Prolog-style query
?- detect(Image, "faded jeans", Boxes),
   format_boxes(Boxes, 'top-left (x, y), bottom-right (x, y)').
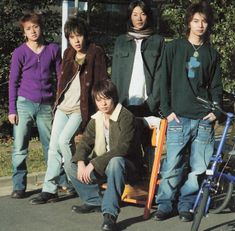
top-left (155, 117), bottom-right (214, 213)
top-left (42, 109), bottom-right (82, 193)
top-left (12, 96), bottom-right (52, 191)
top-left (69, 157), bottom-right (136, 217)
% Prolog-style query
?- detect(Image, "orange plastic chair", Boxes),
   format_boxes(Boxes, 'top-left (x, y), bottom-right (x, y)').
top-left (102, 118), bottom-right (167, 219)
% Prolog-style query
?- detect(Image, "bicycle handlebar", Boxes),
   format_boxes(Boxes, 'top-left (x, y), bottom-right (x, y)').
top-left (196, 96), bottom-right (229, 116)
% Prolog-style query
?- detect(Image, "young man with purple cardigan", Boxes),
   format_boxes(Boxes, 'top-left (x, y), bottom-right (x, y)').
top-left (8, 12), bottom-right (61, 199)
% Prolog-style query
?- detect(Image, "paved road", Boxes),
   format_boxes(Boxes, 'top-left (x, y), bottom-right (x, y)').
top-left (0, 189), bottom-right (235, 231)
top-left (1, 174), bottom-right (235, 231)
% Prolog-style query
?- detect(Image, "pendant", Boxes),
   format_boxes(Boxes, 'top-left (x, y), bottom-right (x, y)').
top-left (193, 51), bottom-right (199, 58)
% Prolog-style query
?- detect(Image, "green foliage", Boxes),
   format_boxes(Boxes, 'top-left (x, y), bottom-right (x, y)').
top-left (0, 0), bottom-right (235, 133)
top-left (210, 1), bottom-right (235, 92)
top-left (0, 0), bottom-right (61, 128)
top-left (160, 0), bottom-right (235, 92)
top-left (0, 138), bottom-right (46, 177)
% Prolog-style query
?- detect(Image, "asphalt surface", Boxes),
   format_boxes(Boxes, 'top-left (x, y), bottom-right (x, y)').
top-left (0, 173), bottom-right (235, 231)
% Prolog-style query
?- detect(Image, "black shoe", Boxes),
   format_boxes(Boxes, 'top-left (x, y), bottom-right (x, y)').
top-left (101, 213), bottom-right (117, 231)
top-left (30, 192), bottom-right (58, 205)
top-left (153, 210), bottom-right (172, 221)
top-left (71, 204), bottom-right (101, 214)
top-left (179, 211), bottom-right (193, 222)
top-left (11, 190), bottom-right (25, 199)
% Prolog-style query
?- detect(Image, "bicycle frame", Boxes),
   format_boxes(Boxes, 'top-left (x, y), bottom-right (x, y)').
top-left (191, 111), bottom-right (235, 215)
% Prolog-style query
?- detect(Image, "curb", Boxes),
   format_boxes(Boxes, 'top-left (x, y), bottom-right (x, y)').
top-left (0, 172), bottom-right (45, 187)
top-left (0, 172), bottom-right (45, 197)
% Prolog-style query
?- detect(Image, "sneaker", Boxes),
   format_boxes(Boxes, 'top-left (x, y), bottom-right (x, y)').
top-left (152, 209), bottom-right (172, 221)
top-left (179, 211), bottom-right (193, 222)
top-left (101, 213), bottom-right (117, 231)
top-left (71, 204), bottom-right (101, 213)
top-left (30, 192), bottom-right (58, 205)
top-left (11, 190), bottom-right (25, 199)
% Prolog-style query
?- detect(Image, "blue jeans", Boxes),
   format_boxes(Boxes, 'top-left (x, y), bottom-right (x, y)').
top-left (68, 157), bottom-right (136, 217)
top-left (12, 96), bottom-right (52, 191)
top-left (155, 117), bottom-right (214, 213)
top-left (42, 109), bottom-right (82, 193)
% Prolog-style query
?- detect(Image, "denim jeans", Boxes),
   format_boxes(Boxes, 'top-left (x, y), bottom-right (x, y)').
top-left (68, 157), bottom-right (136, 217)
top-left (155, 117), bottom-right (214, 213)
top-left (42, 109), bottom-right (82, 193)
top-left (12, 96), bottom-right (52, 191)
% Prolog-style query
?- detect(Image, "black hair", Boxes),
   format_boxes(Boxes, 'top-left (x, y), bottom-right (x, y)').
top-left (92, 79), bottom-right (119, 107)
top-left (126, 0), bottom-right (153, 31)
top-left (185, 1), bottom-right (214, 41)
top-left (64, 17), bottom-right (89, 42)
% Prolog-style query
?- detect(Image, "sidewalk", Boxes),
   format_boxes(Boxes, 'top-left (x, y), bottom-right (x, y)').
top-left (0, 172), bottom-right (45, 197)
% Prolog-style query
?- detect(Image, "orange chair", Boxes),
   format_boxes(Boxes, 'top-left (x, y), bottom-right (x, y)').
top-left (102, 118), bottom-right (167, 219)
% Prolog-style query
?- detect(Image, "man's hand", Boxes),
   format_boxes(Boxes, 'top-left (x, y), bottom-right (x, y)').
top-left (82, 163), bottom-right (94, 184)
top-left (203, 112), bottom-right (216, 122)
top-left (167, 112), bottom-right (180, 123)
top-left (77, 161), bottom-right (86, 182)
top-left (8, 114), bottom-right (18, 125)
top-left (77, 161), bottom-right (94, 184)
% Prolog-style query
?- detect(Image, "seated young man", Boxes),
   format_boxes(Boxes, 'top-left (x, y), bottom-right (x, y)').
top-left (68, 79), bottom-right (142, 231)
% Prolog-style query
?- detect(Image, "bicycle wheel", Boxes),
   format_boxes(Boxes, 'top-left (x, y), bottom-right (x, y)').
top-left (191, 187), bottom-right (209, 231)
top-left (209, 173), bottom-right (234, 214)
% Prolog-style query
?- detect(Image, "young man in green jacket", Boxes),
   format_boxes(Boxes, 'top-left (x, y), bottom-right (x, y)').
top-left (154, 1), bottom-right (223, 222)
top-left (68, 79), bottom-right (142, 231)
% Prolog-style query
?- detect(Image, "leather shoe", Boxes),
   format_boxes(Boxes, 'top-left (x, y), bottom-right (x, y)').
top-left (30, 192), bottom-right (58, 205)
top-left (153, 210), bottom-right (172, 221)
top-left (101, 213), bottom-right (117, 231)
top-left (71, 204), bottom-right (101, 213)
top-left (179, 211), bottom-right (193, 222)
top-left (11, 190), bottom-right (25, 199)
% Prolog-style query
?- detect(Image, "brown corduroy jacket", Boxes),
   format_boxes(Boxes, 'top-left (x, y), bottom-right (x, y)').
top-left (55, 43), bottom-right (108, 132)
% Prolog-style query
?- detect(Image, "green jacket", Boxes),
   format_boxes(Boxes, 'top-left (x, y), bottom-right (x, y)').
top-left (160, 38), bottom-right (223, 119)
top-left (111, 34), bottom-right (165, 115)
top-left (72, 104), bottom-right (142, 176)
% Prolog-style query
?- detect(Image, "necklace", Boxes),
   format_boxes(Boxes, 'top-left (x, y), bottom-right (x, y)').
top-left (191, 42), bottom-right (204, 58)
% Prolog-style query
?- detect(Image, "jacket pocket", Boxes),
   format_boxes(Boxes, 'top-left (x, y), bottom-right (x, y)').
top-left (119, 51), bottom-right (129, 57)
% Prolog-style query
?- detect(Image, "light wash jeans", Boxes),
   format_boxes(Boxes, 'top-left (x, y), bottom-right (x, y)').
top-left (12, 96), bottom-right (52, 191)
top-left (68, 157), bottom-right (136, 217)
top-left (42, 109), bottom-right (82, 193)
top-left (155, 117), bottom-right (214, 213)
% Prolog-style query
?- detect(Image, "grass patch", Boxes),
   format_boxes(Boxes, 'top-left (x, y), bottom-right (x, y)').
top-left (0, 138), bottom-right (46, 177)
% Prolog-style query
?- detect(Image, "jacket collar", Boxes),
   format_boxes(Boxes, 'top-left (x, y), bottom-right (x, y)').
top-left (91, 103), bottom-right (122, 122)
top-left (63, 43), bottom-right (96, 64)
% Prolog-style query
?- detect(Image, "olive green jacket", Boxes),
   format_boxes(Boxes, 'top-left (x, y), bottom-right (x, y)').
top-left (72, 104), bottom-right (142, 176)
top-left (111, 34), bottom-right (165, 115)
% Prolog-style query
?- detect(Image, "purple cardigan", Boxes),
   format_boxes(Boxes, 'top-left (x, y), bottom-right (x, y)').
top-left (8, 42), bottom-right (61, 114)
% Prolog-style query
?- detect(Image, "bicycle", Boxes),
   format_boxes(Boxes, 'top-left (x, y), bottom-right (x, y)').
top-left (191, 97), bottom-right (235, 231)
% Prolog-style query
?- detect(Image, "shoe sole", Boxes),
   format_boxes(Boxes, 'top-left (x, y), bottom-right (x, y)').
top-left (30, 197), bottom-right (59, 205)
top-left (179, 217), bottom-right (193, 222)
top-left (153, 212), bottom-right (172, 221)
top-left (11, 195), bottom-right (25, 199)
top-left (101, 225), bottom-right (117, 231)
top-left (72, 207), bottom-right (101, 214)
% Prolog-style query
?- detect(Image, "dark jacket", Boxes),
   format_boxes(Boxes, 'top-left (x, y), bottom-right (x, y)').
top-left (55, 43), bottom-right (108, 131)
top-left (160, 38), bottom-right (223, 119)
top-left (111, 34), bottom-right (165, 116)
top-left (72, 104), bottom-right (142, 176)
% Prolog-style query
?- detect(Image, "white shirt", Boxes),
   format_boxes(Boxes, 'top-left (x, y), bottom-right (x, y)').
top-left (128, 39), bottom-right (147, 105)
